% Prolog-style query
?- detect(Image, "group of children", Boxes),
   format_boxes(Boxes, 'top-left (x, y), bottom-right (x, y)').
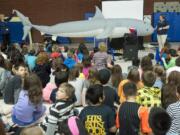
top-left (0, 41), bottom-right (180, 135)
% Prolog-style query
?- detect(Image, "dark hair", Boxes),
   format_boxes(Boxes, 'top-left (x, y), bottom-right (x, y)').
top-left (55, 71), bottom-right (69, 87)
top-left (28, 48), bottom-right (36, 56)
top-left (142, 71), bottom-right (156, 87)
top-left (168, 71), bottom-right (180, 86)
top-left (132, 59), bottom-right (140, 67)
top-left (127, 68), bottom-right (140, 83)
top-left (148, 53), bottom-right (154, 60)
top-left (4, 60), bottom-right (12, 71)
top-left (21, 46), bottom-right (28, 55)
top-left (161, 84), bottom-right (178, 109)
top-left (93, 47), bottom-right (99, 53)
top-left (149, 107), bottom-right (171, 135)
top-left (82, 55), bottom-right (91, 68)
top-left (141, 56), bottom-right (153, 72)
top-left (177, 84), bottom-right (180, 95)
top-left (88, 68), bottom-right (100, 85)
top-left (160, 14), bottom-right (166, 20)
top-left (68, 67), bottom-right (79, 81)
top-left (0, 54), bottom-right (5, 68)
top-left (98, 68), bottom-right (111, 84)
top-left (23, 73), bottom-right (42, 105)
top-left (111, 65), bottom-right (122, 88)
top-left (86, 84), bottom-right (104, 104)
top-left (77, 43), bottom-right (89, 56)
top-left (75, 63), bottom-right (83, 72)
top-left (51, 58), bottom-right (63, 72)
top-left (175, 56), bottom-right (180, 66)
top-left (64, 46), bottom-right (69, 52)
top-left (0, 119), bottom-right (5, 135)
top-left (123, 82), bottom-right (137, 97)
top-left (8, 48), bottom-right (24, 65)
top-left (14, 63), bottom-right (27, 70)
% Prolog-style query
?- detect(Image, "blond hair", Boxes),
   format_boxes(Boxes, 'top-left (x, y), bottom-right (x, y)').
top-left (98, 42), bottom-right (107, 52)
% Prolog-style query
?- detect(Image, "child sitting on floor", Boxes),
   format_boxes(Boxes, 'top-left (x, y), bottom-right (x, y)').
top-left (79, 84), bottom-right (117, 135)
top-left (116, 82), bottom-right (152, 135)
top-left (41, 83), bottom-right (76, 134)
top-left (12, 73), bottom-right (46, 126)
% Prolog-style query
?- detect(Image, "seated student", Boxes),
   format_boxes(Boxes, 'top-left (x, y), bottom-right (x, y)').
top-left (64, 50), bottom-right (76, 69)
top-left (24, 48), bottom-right (37, 71)
top-left (82, 68), bottom-right (100, 106)
top-left (49, 71), bottom-right (69, 103)
top-left (33, 52), bottom-right (51, 88)
top-left (153, 65), bottom-right (165, 89)
top-left (162, 49), bottom-right (178, 70)
top-left (161, 84), bottom-right (178, 109)
top-left (116, 82), bottom-right (152, 135)
top-left (68, 67), bottom-right (84, 106)
top-left (166, 84), bottom-right (180, 135)
top-left (98, 68), bottom-right (119, 113)
top-left (136, 71), bottom-right (161, 108)
top-left (79, 84), bottom-right (117, 135)
top-left (118, 68), bottom-right (144, 103)
top-left (50, 44), bottom-right (61, 59)
top-left (82, 55), bottom-right (91, 79)
top-left (41, 83), bottom-right (76, 134)
top-left (58, 116), bottom-right (88, 135)
top-left (149, 107), bottom-right (171, 135)
top-left (12, 73), bottom-right (46, 126)
top-left (166, 56), bottom-right (180, 77)
top-left (110, 65), bottom-right (123, 89)
top-left (4, 63), bottom-right (27, 104)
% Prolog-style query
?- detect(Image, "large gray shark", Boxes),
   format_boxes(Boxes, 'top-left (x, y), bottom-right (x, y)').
top-left (14, 6), bottom-right (154, 40)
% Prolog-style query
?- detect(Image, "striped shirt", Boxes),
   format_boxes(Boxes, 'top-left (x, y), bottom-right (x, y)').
top-left (41, 99), bottom-right (75, 133)
top-left (166, 101), bottom-right (180, 134)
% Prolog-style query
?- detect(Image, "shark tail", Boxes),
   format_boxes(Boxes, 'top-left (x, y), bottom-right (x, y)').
top-left (14, 10), bottom-right (32, 40)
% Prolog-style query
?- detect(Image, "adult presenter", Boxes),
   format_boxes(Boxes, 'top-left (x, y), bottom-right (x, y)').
top-left (157, 15), bottom-right (170, 51)
top-left (0, 11), bottom-right (15, 51)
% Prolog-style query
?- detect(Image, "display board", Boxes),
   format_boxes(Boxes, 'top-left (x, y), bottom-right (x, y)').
top-left (102, 0), bottom-right (144, 20)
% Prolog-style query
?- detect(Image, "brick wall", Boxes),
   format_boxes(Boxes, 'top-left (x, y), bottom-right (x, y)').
top-left (0, 0), bottom-right (100, 42)
top-left (0, 0), bottom-right (178, 42)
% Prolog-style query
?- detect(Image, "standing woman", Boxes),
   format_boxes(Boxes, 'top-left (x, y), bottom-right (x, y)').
top-left (157, 15), bottom-right (170, 51)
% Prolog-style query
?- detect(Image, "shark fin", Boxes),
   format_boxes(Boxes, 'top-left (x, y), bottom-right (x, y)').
top-left (14, 10), bottom-right (32, 40)
top-left (92, 6), bottom-right (104, 20)
top-left (96, 26), bottom-right (113, 39)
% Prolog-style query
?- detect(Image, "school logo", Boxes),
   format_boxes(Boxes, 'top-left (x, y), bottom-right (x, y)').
top-left (85, 115), bottom-right (106, 135)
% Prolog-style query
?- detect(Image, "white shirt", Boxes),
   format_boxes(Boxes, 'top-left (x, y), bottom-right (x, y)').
top-left (166, 66), bottom-right (180, 77)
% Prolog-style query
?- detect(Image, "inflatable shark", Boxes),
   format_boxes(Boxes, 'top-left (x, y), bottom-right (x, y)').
top-left (14, 6), bottom-right (154, 40)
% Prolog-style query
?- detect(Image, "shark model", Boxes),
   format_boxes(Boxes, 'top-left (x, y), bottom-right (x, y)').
top-left (14, 6), bottom-right (154, 40)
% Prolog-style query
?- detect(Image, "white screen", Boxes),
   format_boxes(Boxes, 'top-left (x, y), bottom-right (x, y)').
top-left (102, 0), bottom-right (144, 20)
